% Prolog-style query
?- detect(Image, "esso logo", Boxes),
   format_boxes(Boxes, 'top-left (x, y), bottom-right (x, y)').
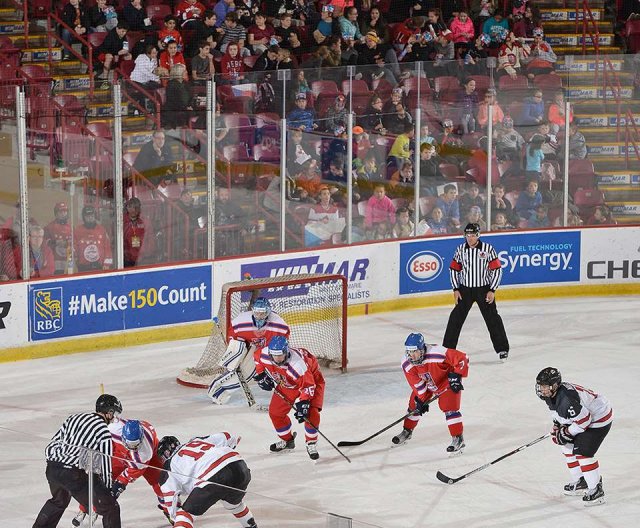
top-left (407, 251), bottom-right (443, 282)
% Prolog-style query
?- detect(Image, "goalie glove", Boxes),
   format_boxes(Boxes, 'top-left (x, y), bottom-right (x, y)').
top-left (554, 425), bottom-right (574, 445)
top-left (254, 371), bottom-right (274, 391)
top-left (111, 481), bottom-right (126, 499)
top-left (413, 395), bottom-right (430, 415)
top-left (448, 372), bottom-right (463, 393)
top-left (294, 400), bottom-right (310, 423)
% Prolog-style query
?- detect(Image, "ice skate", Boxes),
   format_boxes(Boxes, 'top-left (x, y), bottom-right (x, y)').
top-left (71, 511), bottom-right (97, 527)
top-left (446, 434), bottom-right (465, 455)
top-left (563, 476), bottom-right (588, 496)
top-left (306, 441), bottom-right (319, 460)
top-left (583, 478), bottom-right (605, 506)
top-left (498, 350), bottom-right (509, 362)
top-left (270, 432), bottom-right (296, 453)
top-left (391, 428), bottom-right (412, 446)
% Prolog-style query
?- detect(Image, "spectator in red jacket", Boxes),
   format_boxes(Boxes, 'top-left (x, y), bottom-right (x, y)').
top-left (220, 41), bottom-right (245, 82)
top-left (123, 197), bottom-right (157, 267)
top-left (175, 0), bottom-right (207, 27)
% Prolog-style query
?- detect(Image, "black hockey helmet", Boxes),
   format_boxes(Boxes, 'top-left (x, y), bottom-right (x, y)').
top-left (464, 222), bottom-right (481, 236)
top-left (535, 367), bottom-right (561, 400)
top-left (157, 436), bottom-right (181, 464)
top-left (95, 394), bottom-right (122, 415)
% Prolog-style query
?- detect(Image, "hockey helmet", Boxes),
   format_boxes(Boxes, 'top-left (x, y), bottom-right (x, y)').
top-left (464, 223), bottom-right (481, 236)
top-left (535, 367), bottom-right (562, 399)
top-left (405, 332), bottom-right (426, 365)
top-left (252, 297), bottom-right (271, 329)
top-left (122, 420), bottom-right (143, 450)
top-left (95, 394), bottom-right (123, 415)
top-left (157, 435), bottom-right (181, 464)
top-left (268, 335), bottom-right (290, 365)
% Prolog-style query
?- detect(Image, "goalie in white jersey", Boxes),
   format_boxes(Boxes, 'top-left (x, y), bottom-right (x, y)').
top-left (157, 433), bottom-right (257, 528)
top-left (536, 367), bottom-right (613, 506)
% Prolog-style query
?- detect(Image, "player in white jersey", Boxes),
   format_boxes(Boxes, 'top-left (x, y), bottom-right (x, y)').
top-left (536, 367), bottom-right (613, 506)
top-left (157, 433), bottom-right (257, 528)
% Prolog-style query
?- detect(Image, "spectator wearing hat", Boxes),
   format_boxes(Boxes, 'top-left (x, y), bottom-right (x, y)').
top-left (248, 11), bottom-right (275, 55)
top-left (524, 28), bottom-right (557, 79)
top-left (477, 89), bottom-right (504, 129)
top-left (496, 32), bottom-right (530, 79)
top-left (288, 93), bottom-right (318, 132)
top-left (495, 116), bottom-right (525, 161)
top-left (352, 125), bottom-right (372, 162)
top-left (356, 30), bottom-right (403, 84)
top-left (314, 4), bottom-right (336, 45)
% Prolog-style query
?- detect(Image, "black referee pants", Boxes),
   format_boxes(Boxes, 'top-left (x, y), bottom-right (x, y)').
top-left (442, 285), bottom-right (509, 354)
top-left (33, 461), bottom-right (120, 528)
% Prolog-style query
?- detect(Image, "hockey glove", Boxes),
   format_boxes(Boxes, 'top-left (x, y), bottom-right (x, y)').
top-left (294, 400), bottom-right (310, 423)
top-left (254, 371), bottom-right (274, 391)
top-left (554, 425), bottom-right (574, 446)
top-left (413, 395), bottom-right (430, 415)
top-left (448, 372), bottom-right (463, 393)
top-left (111, 481), bottom-right (126, 499)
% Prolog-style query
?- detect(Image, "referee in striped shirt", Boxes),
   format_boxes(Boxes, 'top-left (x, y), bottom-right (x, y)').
top-left (442, 223), bottom-right (510, 361)
top-left (33, 394), bottom-right (123, 528)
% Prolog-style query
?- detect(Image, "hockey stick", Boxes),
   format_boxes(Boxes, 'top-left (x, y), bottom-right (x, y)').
top-left (337, 390), bottom-right (446, 448)
top-left (436, 432), bottom-right (551, 485)
top-left (212, 317), bottom-right (256, 408)
top-left (272, 385), bottom-right (352, 464)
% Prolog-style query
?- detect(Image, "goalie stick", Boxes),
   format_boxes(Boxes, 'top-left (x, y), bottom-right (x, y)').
top-left (436, 432), bottom-right (551, 485)
top-left (271, 382), bottom-right (351, 463)
top-left (337, 390), bottom-right (447, 448)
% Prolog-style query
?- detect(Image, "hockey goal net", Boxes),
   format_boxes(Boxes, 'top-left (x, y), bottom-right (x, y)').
top-left (177, 273), bottom-right (348, 388)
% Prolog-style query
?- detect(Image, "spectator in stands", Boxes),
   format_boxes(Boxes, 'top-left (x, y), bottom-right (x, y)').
top-left (357, 150), bottom-right (381, 185)
top-left (85, 0), bottom-right (118, 33)
top-left (0, 231), bottom-right (17, 281)
top-left (44, 202), bottom-right (71, 276)
top-left (438, 119), bottom-right (466, 163)
top-left (360, 7), bottom-right (390, 44)
top-left (14, 225), bottom-right (55, 279)
top-left (175, 0), bottom-right (206, 27)
top-left (305, 186), bottom-right (345, 246)
top-left (219, 12), bottom-right (248, 55)
top-left (295, 159), bottom-right (323, 197)
top-left (491, 183), bottom-right (516, 224)
top-left (587, 205), bottom-right (614, 226)
top-left (426, 8), bottom-right (447, 35)
top-left (234, 0), bottom-right (259, 27)
top-left (532, 121), bottom-right (559, 159)
top-left (190, 41), bottom-right (214, 85)
top-left (123, 0), bottom-right (150, 32)
top-left (339, 6), bottom-right (364, 55)
top-left (314, 4), bottom-right (336, 46)
top-left (388, 123), bottom-right (415, 169)
top-left (95, 22), bottom-right (130, 81)
top-left (528, 204), bottom-right (550, 228)
top-left (158, 15), bottom-right (184, 53)
top-left (559, 123), bottom-right (588, 160)
top-left (389, 160), bottom-right (414, 198)
top-left (525, 134), bottom-right (545, 180)
top-left (356, 30), bottom-right (402, 84)
top-left (450, 10), bottom-right (475, 58)
top-left (129, 44), bottom-right (161, 108)
top-left (477, 88), bottom-right (504, 129)
top-left (61, 0), bottom-right (88, 60)
top-left (326, 94), bottom-right (349, 133)
top-left (74, 205), bottom-right (113, 271)
top-left (520, 89), bottom-right (545, 126)
top-left (491, 210), bottom-right (515, 230)
top-left (253, 45), bottom-right (280, 72)
top-left (287, 92), bottom-right (318, 132)
top-left (482, 11), bottom-right (509, 47)
top-left (547, 90), bottom-right (573, 134)
top-left (436, 183), bottom-right (461, 231)
top-left (123, 197), bottom-right (157, 267)
top-left (426, 205), bottom-right (448, 234)
top-left (524, 28), bottom-right (557, 79)
top-left (494, 116), bottom-right (525, 161)
top-left (275, 13), bottom-right (302, 54)
top-left (457, 78), bottom-right (479, 135)
top-left (248, 11), bottom-right (275, 55)
top-left (134, 130), bottom-right (175, 185)
top-left (496, 32), bottom-right (530, 79)
top-left (513, 4), bottom-right (540, 38)
top-left (385, 103), bottom-right (413, 136)
top-left (392, 16), bottom-right (422, 54)
top-left (185, 10), bottom-right (220, 57)
top-left (214, 0), bottom-right (234, 27)
top-left (163, 64), bottom-right (193, 129)
top-left (429, 30), bottom-right (456, 76)
top-left (220, 41), bottom-right (245, 82)
top-left (460, 182), bottom-right (485, 218)
top-left (419, 123), bottom-right (436, 146)
top-left (287, 128), bottom-right (316, 174)
top-left (365, 183), bottom-right (396, 238)
top-left (515, 179), bottom-right (542, 219)
top-left (359, 94), bottom-right (387, 135)
top-left (462, 33), bottom-right (490, 76)
top-left (159, 39), bottom-right (188, 84)
top-left (419, 142), bottom-right (445, 196)
top-left (464, 205), bottom-right (487, 231)
top-left (171, 189), bottom-right (202, 259)
top-left (392, 206), bottom-right (414, 238)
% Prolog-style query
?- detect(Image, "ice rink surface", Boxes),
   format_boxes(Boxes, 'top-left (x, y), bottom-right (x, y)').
top-left (2, 295), bottom-right (639, 528)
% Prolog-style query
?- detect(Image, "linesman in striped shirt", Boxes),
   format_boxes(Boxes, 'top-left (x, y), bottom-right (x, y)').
top-left (442, 223), bottom-right (510, 361)
top-left (33, 394), bottom-right (123, 528)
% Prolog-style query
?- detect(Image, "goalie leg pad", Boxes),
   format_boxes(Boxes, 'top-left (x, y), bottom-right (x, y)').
top-left (219, 339), bottom-right (247, 371)
top-left (208, 370), bottom-right (242, 404)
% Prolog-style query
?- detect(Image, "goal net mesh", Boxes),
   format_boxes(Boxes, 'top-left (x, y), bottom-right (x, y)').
top-left (177, 273), bottom-right (347, 388)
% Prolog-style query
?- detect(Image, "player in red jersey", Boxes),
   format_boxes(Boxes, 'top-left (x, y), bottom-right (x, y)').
top-left (392, 332), bottom-right (469, 453)
top-left (253, 335), bottom-right (325, 460)
top-left (44, 202), bottom-right (72, 275)
top-left (72, 419), bottom-right (167, 527)
top-left (73, 205), bottom-right (113, 272)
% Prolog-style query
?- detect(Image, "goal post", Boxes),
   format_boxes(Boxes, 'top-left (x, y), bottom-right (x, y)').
top-left (177, 273), bottom-right (348, 389)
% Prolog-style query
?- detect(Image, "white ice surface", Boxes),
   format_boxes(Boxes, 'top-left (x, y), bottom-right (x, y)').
top-left (1, 295), bottom-right (639, 528)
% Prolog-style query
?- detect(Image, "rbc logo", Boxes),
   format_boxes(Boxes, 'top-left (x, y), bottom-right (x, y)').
top-left (406, 251), bottom-right (443, 283)
top-left (32, 287), bottom-right (63, 335)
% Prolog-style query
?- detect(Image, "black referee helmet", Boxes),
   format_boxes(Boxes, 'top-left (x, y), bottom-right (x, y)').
top-left (464, 223), bottom-right (481, 235)
top-left (95, 394), bottom-right (122, 415)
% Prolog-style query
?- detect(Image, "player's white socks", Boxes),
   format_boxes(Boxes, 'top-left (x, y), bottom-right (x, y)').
top-left (223, 500), bottom-right (255, 527)
top-left (576, 454), bottom-right (601, 490)
top-left (173, 509), bottom-right (194, 528)
top-left (562, 447), bottom-right (583, 482)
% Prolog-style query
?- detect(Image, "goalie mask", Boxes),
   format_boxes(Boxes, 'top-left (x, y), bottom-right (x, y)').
top-left (252, 297), bottom-right (271, 329)
top-left (122, 420), bottom-right (143, 450)
top-left (157, 435), bottom-right (181, 464)
top-left (268, 335), bottom-right (290, 365)
top-left (405, 333), bottom-right (426, 365)
top-left (535, 367), bottom-right (561, 400)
